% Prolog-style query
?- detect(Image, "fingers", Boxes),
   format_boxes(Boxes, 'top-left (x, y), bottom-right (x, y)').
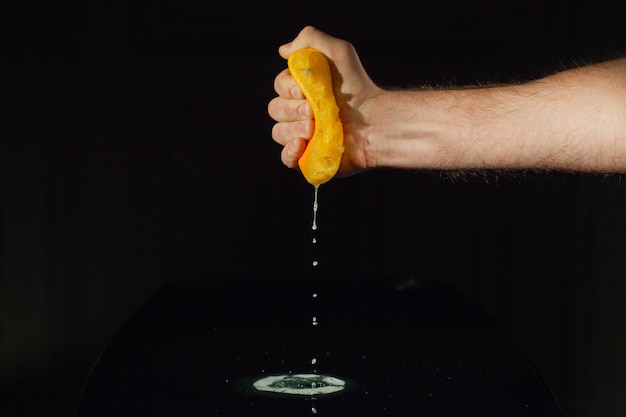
top-left (273, 69), bottom-right (303, 99)
top-left (271, 118), bottom-right (314, 146)
top-left (281, 138), bottom-right (307, 169)
top-left (268, 96), bottom-right (311, 123)
top-left (269, 67), bottom-right (314, 147)
top-left (269, 69), bottom-right (311, 121)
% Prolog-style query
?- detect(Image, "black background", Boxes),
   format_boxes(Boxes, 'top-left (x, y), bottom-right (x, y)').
top-left (3, 0), bottom-right (626, 416)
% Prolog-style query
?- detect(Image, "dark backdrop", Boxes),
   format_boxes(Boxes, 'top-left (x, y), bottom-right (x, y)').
top-left (3, 1), bottom-right (626, 416)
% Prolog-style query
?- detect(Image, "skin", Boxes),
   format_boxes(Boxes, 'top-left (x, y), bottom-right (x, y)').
top-left (269, 26), bottom-right (626, 174)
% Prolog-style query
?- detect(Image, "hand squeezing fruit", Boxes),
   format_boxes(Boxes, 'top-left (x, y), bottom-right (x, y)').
top-left (288, 48), bottom-right (344, 186)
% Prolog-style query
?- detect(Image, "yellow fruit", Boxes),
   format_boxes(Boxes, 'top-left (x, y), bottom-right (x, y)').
top-left (288, 48), bottom-right (344, 186)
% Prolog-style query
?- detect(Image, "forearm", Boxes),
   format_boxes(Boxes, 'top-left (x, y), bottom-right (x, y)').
top-left (368, 58), bottom-right (626, 172)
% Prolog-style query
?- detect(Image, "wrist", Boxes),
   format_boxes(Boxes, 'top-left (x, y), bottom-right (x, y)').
top-left (366, 89), bottom-right (463, 170)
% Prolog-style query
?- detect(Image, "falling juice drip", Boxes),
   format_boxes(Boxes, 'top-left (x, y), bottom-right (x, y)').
top-left (310, 185), bottom-right (320, 373)
top-left (312, 185), bottom-right (319, 231)
top-left (248, 185), bottom-right (349, 409)
top-left (310, 185), bottom-right (320, 273)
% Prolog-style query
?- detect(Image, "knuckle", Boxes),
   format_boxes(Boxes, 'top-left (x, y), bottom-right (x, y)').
top-left (330, 39), bottom-right (354, 63)
top-left (300, 25), bottom-right (318, 39)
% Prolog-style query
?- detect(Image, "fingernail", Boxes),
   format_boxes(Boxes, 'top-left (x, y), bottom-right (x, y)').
top-left (286, 140), bottom-right (297, 159)
top-left (298, 102), bottom-right (310, 117)
top-left (297, 120), bottom-right (311, 135)
top-left (290, 86), bottom-right (303, 99)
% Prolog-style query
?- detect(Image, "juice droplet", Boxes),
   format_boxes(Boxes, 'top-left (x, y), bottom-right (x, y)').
top-left (312, 185), bottom-right (319, 231)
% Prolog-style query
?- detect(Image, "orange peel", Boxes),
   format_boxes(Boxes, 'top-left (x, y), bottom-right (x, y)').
top-left (288, 48), bottom-right (344, 185)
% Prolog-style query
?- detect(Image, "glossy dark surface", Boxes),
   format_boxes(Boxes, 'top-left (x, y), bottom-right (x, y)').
top-left (77, 278), bottom-right (561, 416)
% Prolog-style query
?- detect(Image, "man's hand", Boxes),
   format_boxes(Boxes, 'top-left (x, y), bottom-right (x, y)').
top-left (270, 27), bottom-right (626, 174)
top-left (268, 26), bottom-right (382, 176)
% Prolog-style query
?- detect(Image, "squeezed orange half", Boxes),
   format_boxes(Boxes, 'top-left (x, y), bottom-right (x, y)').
top-left (288, 48), bottom-right (344, 186)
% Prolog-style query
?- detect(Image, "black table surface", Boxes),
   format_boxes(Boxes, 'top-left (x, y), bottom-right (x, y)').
top-left (77, 276), bottom-right (561, 417)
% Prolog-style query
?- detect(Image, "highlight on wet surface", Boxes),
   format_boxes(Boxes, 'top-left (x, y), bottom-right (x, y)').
top-left (252, 374), bottom-right (346, 396)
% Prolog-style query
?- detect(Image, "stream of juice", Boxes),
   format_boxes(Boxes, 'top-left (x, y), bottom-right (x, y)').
top-left (250, 185), bottom-right (347, 412)
top-left (309, 185), bottom-right (321, 415)
top-left (310, 185), bottom-right (320, 372)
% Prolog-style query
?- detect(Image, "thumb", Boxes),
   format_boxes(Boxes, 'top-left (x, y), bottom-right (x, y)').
top-left (278, 26), bottom-right (342, 60)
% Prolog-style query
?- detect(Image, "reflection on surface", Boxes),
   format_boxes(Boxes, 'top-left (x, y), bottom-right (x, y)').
top-left (76, 278), bottom-right (562, 417)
